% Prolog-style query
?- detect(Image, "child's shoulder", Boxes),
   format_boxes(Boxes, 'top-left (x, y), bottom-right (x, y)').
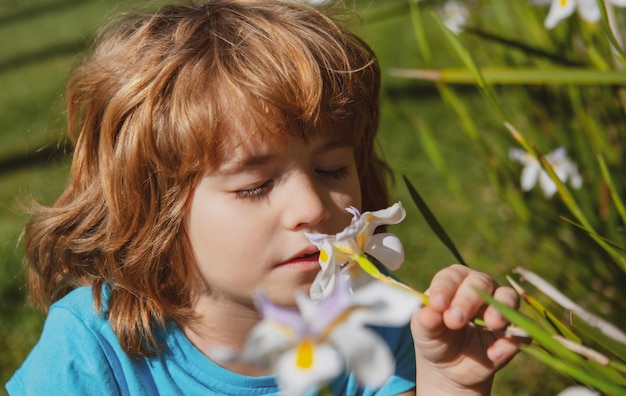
top-left (48, 285), bottom-right (107, 329)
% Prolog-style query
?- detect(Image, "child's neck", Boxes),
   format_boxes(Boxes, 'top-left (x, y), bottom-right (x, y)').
top-left (182, 294), bottom-right (272, 376)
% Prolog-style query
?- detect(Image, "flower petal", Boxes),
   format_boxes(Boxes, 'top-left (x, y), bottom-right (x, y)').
top-left (576, 0), bottom-right (601, 23)
top-left (521, 162), bottom-right (541, 191)
top-left (309, 241), bottom-right (343, 301)
top-left (240, 320), bottom-right (297, 367)
top-left (509, 148), bottom-right (531, 164)
top-left (331, 325), bottom-right (395, 389)
top-left (365, 233), bottom-right (405, 271)
top-left (276, 342), bottom-right (344, 396)
top-left (544, 0), bottom-right (576, 28)
top-left (349, 281), bottom-right (422, 327)
top-left (538, 171), bottom-right (558, 198)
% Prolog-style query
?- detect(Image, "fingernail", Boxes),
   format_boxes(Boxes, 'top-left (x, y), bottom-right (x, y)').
top-left (450, 307), bottom-right (465, 323)
top-left (489, 346), bottom-right (504, 362)
top-left (430, 294), bottom-right (447, 308)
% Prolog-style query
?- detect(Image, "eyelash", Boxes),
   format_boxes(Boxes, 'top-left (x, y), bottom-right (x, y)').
top-left (235, 180), bottom-right (274, 201)
top-left (317, 167), bottom-right (349, 180)
top-left (234, 167), bottom-right (350, 201)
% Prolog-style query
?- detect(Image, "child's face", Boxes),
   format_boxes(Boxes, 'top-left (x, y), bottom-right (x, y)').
top-left (186, 133), bottom-right (361, 308)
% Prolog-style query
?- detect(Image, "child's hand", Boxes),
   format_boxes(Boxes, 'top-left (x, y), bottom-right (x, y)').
top-left (410, 264), bottom-right (521, 395)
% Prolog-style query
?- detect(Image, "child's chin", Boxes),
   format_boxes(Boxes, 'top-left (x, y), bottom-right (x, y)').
top-left (261, 281), bottom-right (315, 307)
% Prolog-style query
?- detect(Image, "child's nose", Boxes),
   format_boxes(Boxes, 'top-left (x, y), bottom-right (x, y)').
top-left (283, 173), bottom-right (329, 230)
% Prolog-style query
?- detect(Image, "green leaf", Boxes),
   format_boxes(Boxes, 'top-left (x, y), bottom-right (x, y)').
top-left (480, 289), bottom-right (626, 388)
top-left (476, 289), bottom-right (582, 365)
top-left (402, 175), bottom-right (467, 266)
top-left (507, 276), bottom-right (581, 342)
top-left (596, 0), bottom-right (626, 67)
top-left (597, 154), bottom-right (626, 227)
top-left (388, 67), bottom-right (626, 85)
top-left (521, 344), bottom-right (626, 395)
top-left (571, 311), bottom-right (626, 366)
top-left (559, 216), bottom-right (626, 253)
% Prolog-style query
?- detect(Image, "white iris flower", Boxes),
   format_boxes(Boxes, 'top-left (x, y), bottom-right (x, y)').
top-left (239, 277), bottom-right (422, 396)
top-left (541, 0), bottom-right (626, 29)
top-left (305, 203), bottom-right (406, 300)
top-left (509, 147), bottom-right (582, 198)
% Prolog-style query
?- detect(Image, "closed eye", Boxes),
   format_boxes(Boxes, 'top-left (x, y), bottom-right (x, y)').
top-left (234, 180), bottom-right (274, 201)
top-left (316, 167), bottom-right (350, 180)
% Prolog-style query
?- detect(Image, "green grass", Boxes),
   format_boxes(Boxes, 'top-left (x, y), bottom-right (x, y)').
top-left (0, 1), bottom-right (584, 394)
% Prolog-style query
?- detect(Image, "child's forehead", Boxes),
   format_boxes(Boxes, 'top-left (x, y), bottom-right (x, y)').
top-left (213, 127), bottom-right (349, 172)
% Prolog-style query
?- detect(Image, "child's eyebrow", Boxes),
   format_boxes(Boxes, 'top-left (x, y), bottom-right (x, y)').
top-left (214, 153), bottom-right (276, 177)
top-left (213, 139), bottom-right (352, 177)
top-left (314, 140), bottom-right (352, 153)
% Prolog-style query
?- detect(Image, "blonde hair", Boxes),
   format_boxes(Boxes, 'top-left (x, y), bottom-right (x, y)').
top-left (25, 0), bottom-right (389, 357)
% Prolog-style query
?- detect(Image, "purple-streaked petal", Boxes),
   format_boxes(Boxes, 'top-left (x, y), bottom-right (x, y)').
top-left (255, 292), bottom-right (307, 331)
top-left (304, 231), bottom-right (333, 248)
top-left (298, 282), bottom-right (350, 335)
top-left (345, 206), bottom-right (361, 222)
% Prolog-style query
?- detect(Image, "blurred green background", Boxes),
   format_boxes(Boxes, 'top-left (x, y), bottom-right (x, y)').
top-left (3, 1), bottom-right (625, 395)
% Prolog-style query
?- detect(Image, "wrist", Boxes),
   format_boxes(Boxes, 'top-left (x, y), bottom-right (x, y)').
top-left (415, 365), bottom-right (493, 396)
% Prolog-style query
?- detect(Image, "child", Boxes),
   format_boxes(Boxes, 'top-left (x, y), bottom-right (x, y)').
top-left (7, 0), bottom-right (521, 394)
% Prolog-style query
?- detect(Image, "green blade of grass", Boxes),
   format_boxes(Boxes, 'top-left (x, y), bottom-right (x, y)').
top-left (520, 343), bottom-right (626, 395)
top-left (571, 312), bottom-right (626, 367)
top-left (430, 12), bottom-right (508, 122)
top-left (402, 175), bottom-right (467, 266)
top-left (477, 289), bottom-right (583, 364)
top-left (597, 0), bottom-right (626, 67)
top-left (389, 67), bottom-right (626, 85)
top-left (597, 154), bottom-right (626, 227)
top-left (559, 216), bottom-right (626, 253)
top-left (507, 275), bottom-right (581, 342)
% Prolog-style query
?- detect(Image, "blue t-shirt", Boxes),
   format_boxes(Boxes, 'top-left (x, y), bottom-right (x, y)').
top-left (6, 286), bottom-right (416, 395)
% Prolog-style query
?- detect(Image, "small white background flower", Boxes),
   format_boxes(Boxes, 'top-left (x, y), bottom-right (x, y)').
top-left (509, 147), bottom-right (582, 198)
top-left (442, 0), bottom-right (470, 34)
top-left (538, 0), bottom-right (626, 29)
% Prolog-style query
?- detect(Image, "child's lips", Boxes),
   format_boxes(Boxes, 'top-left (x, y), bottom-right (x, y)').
top-left (276, 251), bottom-right (321, 270)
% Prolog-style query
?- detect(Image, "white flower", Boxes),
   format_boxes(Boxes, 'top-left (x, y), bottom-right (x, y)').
top-left (557, 385), bottom-right (601, 396)
top-left (541, 0), bottom-right (626, 29)
top-left (305, 203), bottom-right (406, 300)
top-left (238, 277), bottom-right (421, 396)
top-left (442, 0), bottom-right (470, 34)
top-left (509, 147), bottom-right (582, 198)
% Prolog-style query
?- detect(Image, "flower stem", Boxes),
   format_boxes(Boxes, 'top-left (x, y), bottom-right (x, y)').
top-left (355, 253), bottom-right (528, 337)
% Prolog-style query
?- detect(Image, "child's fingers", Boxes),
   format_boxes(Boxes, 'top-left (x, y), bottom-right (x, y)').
top-left (487, 335), bottom-right (521, 365)
top-left (425, 265), bottom-right (520, 331)
top-left (442, 270), bottom-right (497, 330)
top-left (425, 264), bottom-right (474, 311)
top-left (483, 286), bottom-right (520, 329)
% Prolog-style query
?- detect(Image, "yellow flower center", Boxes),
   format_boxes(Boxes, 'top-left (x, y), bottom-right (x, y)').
top-left (296, 340), bottom-right (315, 369)
top-left (319, 249), bottom-right (329, 263)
